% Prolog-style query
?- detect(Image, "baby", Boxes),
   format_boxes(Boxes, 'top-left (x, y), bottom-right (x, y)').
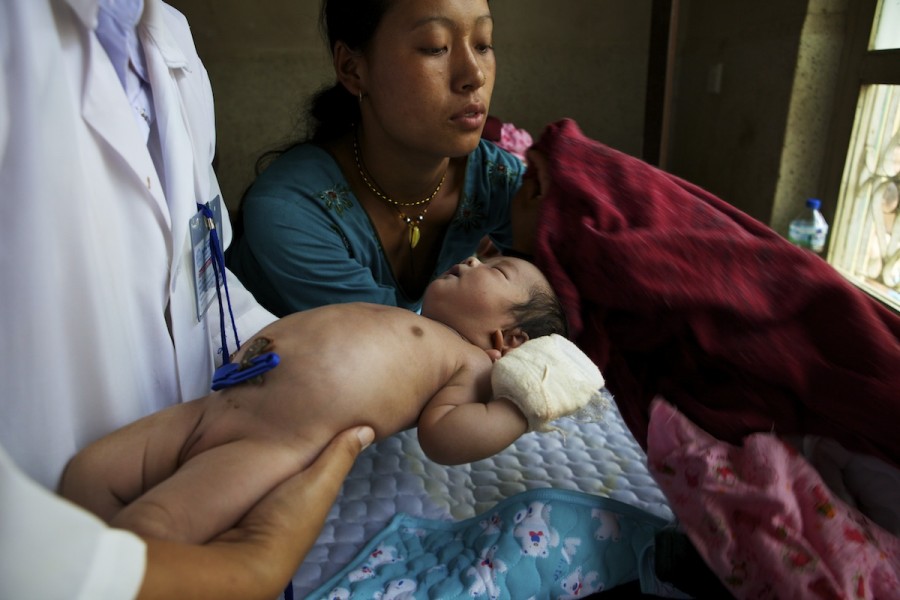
top-left (58, 255), bottom-right (589, 545)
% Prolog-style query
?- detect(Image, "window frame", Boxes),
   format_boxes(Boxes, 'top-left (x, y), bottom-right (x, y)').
top-left (820, 0), bottom-right (900, 310)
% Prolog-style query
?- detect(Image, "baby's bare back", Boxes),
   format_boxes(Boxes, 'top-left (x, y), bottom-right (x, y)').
top-left (187, 303), bottom-right (491, 466)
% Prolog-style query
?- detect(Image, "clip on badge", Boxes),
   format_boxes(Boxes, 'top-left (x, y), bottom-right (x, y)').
top-left (211, 351), bottom-right (280, 390)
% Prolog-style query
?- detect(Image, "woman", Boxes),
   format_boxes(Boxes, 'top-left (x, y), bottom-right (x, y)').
top-left (227, 0), bottom-right (539, 314)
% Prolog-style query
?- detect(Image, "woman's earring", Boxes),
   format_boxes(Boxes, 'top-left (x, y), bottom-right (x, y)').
top-left (358, 90), bottom-right (364, 103)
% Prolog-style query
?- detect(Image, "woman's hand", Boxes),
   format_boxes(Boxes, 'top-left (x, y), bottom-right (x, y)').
top-left (137, 426), bottom-right (374, 600)
top-left (510, 148), bottom-right (550, 257)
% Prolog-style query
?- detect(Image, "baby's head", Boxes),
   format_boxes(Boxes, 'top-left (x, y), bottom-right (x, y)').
top-left (422, 256), bottom-right (568, 358)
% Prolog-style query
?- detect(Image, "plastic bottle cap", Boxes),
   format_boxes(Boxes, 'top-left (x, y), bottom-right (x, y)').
top-left (806, 198), bottom-right (821, 209)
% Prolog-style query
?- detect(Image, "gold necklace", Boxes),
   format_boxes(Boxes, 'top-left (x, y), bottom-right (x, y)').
top-left (353, 134), bottom-right (446, 249)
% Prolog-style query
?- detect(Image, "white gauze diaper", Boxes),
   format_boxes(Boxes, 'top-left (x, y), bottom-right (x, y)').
top-left (491, 334), bottom-right (613, 432)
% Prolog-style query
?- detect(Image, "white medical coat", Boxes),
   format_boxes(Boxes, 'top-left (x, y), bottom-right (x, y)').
top-left (0, 0), bottom-right (276, 490)
top-left (0, 442), bottom-right (146, 599)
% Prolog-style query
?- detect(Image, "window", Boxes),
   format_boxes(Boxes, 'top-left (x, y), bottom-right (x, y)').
top-left (826, 0), bottom-right (900, 310)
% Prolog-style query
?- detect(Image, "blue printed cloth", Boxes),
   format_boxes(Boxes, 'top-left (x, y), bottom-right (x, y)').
top-left (309, 488), bottom-right (676, 599)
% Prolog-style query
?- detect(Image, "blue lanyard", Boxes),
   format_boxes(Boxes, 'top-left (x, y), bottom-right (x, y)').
top-left (200, 204), bottom-right (282, 391)
top-left (198, 205), bottom-right (288, 600)
top-left (197, 202), bottom-right (241, 364)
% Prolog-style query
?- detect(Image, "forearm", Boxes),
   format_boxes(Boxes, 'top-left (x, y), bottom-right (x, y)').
top-left (139, 495), bottom-right (330, 600)
top-left (138, 502), bottom-right (331, 600)
top-left (418, 398), bottom-right (528, 465)
top-left (139, 530), bottom-right (306, 600)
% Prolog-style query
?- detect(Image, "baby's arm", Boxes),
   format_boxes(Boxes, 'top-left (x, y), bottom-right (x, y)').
top-left (110, 438), bottom-right (303, 544)
top-left (417, 364), bottom-right (528, 465)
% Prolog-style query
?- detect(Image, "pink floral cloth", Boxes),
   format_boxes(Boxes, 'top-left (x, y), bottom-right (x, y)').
top-left (482, 115), bottom-right (534, 163)
top-left (647, 400), bottom-right (900, 599)
top-left (497, 122), bottom-right (533, 163)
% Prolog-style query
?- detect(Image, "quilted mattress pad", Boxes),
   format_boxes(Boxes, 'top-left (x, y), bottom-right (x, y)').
top-left (291, 403), bottom-right (674, 597)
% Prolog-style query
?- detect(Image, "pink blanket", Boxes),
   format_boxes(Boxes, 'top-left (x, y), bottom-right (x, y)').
top-left (647, 400), bottom-right (900, 599)
top-left (531, 119), bottom-right (900, 469)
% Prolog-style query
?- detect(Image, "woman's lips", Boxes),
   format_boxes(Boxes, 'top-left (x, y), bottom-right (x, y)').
top-left (451, 104), bottom-right (486, 130)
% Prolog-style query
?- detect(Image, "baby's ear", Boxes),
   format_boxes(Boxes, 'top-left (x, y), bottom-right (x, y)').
top-left (502, 328), bottom-right (530, 353)
top-left (492, 327), bottom-right (529, 358)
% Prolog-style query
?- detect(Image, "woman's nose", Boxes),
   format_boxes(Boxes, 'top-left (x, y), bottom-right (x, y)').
top-left (463, 256), bottom-right (480, 267)
top-left (455, 47), bottom-right (487, 93)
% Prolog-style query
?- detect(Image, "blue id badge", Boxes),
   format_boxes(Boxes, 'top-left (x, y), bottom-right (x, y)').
top-left (189, 196), bottom-right (225, 322)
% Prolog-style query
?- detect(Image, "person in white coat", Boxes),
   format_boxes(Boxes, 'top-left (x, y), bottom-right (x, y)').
top-left (0, 0), bottom-right (370, 597)
top-left (0, 0), bottom-right (272, 492)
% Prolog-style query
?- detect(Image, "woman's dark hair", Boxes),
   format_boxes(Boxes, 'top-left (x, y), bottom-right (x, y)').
top-left (509, 286), bottom-right (569, 340)
top-left (231, 0), bottom-right (394, 241)
top-left (307, 0), bottom-right (393, 144)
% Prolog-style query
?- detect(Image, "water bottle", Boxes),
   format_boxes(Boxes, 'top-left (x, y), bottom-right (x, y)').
top-left (788, 198), bottom-right (829, 253)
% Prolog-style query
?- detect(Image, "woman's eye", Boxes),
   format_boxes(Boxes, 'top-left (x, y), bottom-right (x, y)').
top-left (476, 43), bottom-right (494, 54)
top-left (421, 47), bottom-right (448, 56)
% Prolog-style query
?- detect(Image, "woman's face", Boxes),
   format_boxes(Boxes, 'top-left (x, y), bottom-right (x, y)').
top-left (360, 0), bottom-right (496, 159)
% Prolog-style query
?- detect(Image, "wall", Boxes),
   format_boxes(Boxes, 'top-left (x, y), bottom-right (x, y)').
top-left (770, 0), bottom-right (850, 236)
top-left (168, 1), bottom-right (329, 209)
top-left (665, 0), bottom-right (851, 230)
top-left (169, 0), bottom-right (849, 233)
top-left (170, 1), bottom-right (653, 211)
top-left (665, 0), bottom-right (810, 224)
top-left (488, 2), bottom-right (652, 153)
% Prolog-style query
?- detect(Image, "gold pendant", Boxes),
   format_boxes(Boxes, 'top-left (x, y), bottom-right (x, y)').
top-left (409, 224), bottom-right (421, 248)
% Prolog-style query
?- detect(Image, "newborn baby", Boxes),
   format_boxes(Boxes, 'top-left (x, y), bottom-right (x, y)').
top-left (59, 256), bottom-right (604, 545)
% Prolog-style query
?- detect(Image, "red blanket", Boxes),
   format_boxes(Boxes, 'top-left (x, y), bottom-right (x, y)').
top-left (531, 119), bottom-right (900, 469)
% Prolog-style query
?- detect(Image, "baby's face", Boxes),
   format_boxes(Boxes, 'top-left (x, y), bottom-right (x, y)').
top-left (422, 256), bottom-right (550, 348)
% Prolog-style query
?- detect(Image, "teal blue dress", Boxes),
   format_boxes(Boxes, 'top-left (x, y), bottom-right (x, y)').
top-left (227, 140), bottom-right (524, 315)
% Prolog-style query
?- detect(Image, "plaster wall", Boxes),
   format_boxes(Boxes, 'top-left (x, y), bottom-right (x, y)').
top-left (770, 0), bottom-right (850, 236)
top-left (666, 0), bottom-right (851, 230)
top-left (169, 0), bottom-right (849, 236)
top-left (170, 1), bottom-right (653, 210)
top-left (665, 0), bottom-right (810, 223)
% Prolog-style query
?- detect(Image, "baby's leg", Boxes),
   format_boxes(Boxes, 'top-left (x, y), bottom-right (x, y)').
top-left (110, 438), bottom-right (303, 544)
top-left (58, 442), bottom-right (135, 522)
top-left (59, 403), bottom-right (198, 521)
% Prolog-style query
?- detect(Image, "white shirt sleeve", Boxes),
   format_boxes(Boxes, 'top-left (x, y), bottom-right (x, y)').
top-left (0, 444), bottom-right (146, 600)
